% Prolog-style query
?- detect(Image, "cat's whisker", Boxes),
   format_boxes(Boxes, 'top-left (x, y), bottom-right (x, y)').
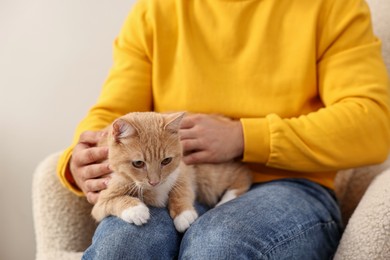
top-left (127, 183), bottom-right (138, 196)
top-left (138, 186), bottom-right (145, 202)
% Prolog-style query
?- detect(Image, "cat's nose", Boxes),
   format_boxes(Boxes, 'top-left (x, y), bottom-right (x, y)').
top-left (148, 180), bottom-right (160, 187)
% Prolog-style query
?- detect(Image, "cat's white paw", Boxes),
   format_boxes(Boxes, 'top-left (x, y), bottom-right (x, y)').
top-left (174, 209), bottom-right (198, 232)
top-left (120, 204), bottom-right (150, 226)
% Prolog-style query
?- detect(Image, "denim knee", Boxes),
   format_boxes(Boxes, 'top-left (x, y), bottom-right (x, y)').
top-left (179, 179), bottom-right (342, 260)
top-left (83, 210), bottom-right (181, 260)
top-left (179, 207), bottom-right (263, 259)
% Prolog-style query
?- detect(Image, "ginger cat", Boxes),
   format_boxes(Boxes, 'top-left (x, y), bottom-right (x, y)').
top-left (91, 112), bottom-right (252, 232)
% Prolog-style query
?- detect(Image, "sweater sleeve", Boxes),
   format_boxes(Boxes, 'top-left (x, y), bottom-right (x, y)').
top-left (242, 0), bottom-right (390, 171)
top-left (57, 0), bottom-right (153, 194)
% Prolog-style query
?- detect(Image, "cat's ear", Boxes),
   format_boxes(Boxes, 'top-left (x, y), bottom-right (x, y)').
top-left (112, 119), bottom-right (136, 142)
top-left (164, 112), bottom-right (186, 133)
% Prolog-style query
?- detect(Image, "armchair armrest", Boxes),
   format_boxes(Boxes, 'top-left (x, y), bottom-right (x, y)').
top-left (32, 152), bottom-right (96, 260)
top-left (334, 161), bottom-right (390, 259)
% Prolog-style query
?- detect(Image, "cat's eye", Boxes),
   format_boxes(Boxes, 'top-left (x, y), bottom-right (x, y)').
top-left (161, 157), bottom-right (173, 166)
top-left (132, 160), bottom-right (145, 168)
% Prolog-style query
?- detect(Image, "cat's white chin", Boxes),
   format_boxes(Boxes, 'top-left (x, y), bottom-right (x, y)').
top-left (151, 167), bottom-right (181, 207)
top-left (173, 209), bottom-right (198, 233)
top-left (120, 204), bottom-right (150, 225)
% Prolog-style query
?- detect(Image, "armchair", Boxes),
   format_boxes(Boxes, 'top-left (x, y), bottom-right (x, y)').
top-left (32, 0), bottom-right (390, 259)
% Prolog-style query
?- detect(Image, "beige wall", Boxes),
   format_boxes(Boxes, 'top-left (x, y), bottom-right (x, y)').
top-left (0, 0), bottom-right (135, 259)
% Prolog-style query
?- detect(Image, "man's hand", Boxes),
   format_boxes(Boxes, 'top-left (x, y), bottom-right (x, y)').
top-left (69, 131), bottom-right (112, 204)
top-left (179, 114), bottom-right (244, 165)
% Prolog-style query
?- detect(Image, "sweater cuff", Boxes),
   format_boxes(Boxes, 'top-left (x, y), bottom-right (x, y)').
top-left (240, 117), bottom-right (270, 163)
top-left (56, 146), bottom-right (84, 197)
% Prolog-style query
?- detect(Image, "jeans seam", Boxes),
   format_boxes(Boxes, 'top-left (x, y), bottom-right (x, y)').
top-left (263, 220), bottom-right (338, 257)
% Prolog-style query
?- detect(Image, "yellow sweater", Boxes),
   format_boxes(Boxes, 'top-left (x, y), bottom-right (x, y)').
top-left (58, 0), bottom-right (390, 196)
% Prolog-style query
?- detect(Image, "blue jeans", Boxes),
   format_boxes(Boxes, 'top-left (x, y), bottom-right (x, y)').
top-left (83, 179), bottom-right (343, 259)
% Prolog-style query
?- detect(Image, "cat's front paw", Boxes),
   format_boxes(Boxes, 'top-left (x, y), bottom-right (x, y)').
top-left (173, 209), bottom-right (198, 233)
top-left (120, 204), bottom-right (150, 226)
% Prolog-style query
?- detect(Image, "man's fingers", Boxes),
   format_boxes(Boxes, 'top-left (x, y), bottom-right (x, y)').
top-left (183, 150), bottom-right (209, 165)
top-left (83, 162), bottom-right (111, 179)
top-left (79, 130), bottom-right (106, 145)
top-left (86, 191), bottom-right (100, 205)
top-left (85, 177), bottom-right (110, 193)
top-left (181, 139), bottom-right (203, 154)
top-left (84, 147), bottom-right (108, 165)
top-left (179, 129), bottom-right (196, 140)
top-left (180, 116), bottom-right (197, 129)
top-left (84, 177), bottom-right (111, 204)
top-left (73, 146), bottom-right (109, 166)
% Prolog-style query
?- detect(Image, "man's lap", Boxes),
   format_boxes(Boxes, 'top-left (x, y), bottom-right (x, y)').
top-left (83, 179), bottom-right (342, 260)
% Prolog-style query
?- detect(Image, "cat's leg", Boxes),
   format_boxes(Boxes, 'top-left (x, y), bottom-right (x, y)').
top-left (92, 194), bottom-right (150, 225)
top-left (216, 169), bottom-right (252, 207)
top-left (91, 181), bottom-right (150, 225)
top-left (168, 173), bottom-right (198, 232)
top-left (173, 209), bottom-right (198, 233)
top-left (118, 200), bottom-right (150, 225)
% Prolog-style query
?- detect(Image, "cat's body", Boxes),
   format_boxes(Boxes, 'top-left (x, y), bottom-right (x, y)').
top-left (91, 112), bottom-right (252, 232)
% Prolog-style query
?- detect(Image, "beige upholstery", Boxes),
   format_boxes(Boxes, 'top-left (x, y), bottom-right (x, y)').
top-left (32, 152), bottom-right (95, 260)
top-left (32, 0), bottom-right (390, 259)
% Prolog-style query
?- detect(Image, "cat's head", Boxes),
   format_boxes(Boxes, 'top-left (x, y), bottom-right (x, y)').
top-left (107, 112), bottom-right (185, 190)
